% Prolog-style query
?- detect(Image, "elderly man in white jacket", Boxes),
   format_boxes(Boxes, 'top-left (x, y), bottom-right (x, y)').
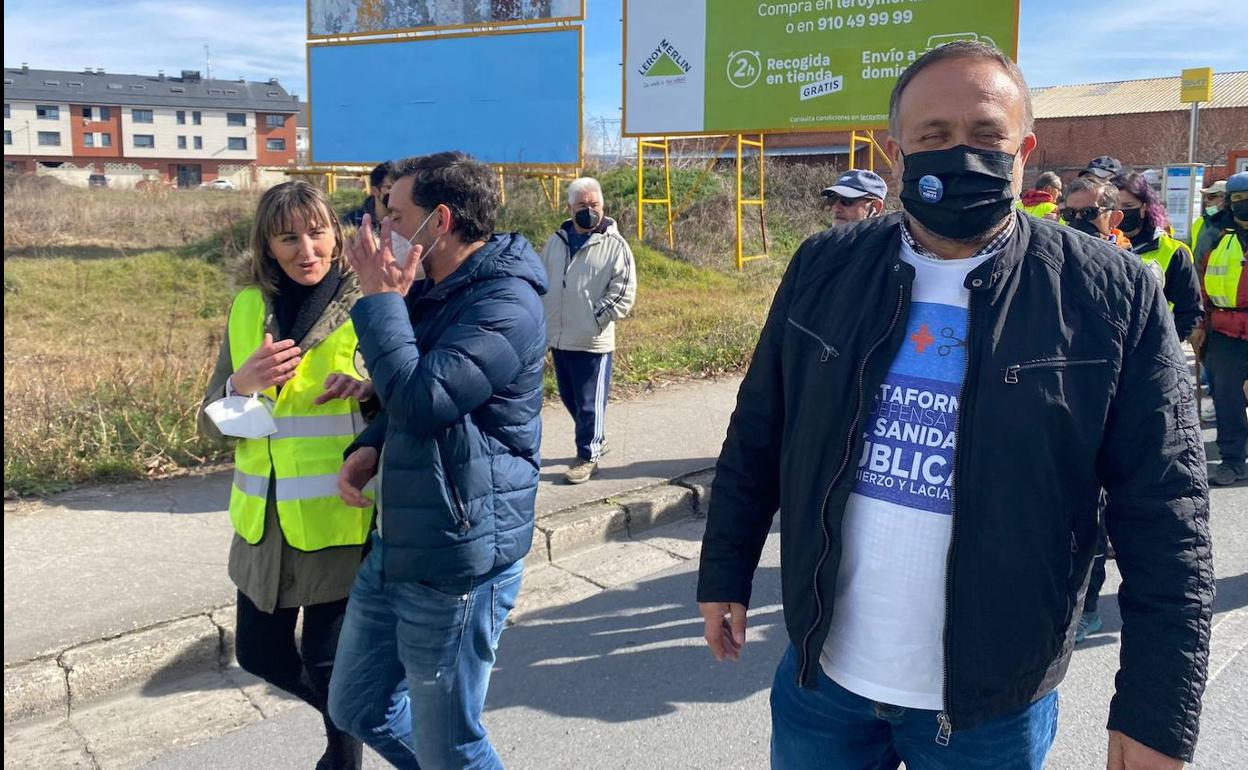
top-left (540, 176), bottom-right (638, 484)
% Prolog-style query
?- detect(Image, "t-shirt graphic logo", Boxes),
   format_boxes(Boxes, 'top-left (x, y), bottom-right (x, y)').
top-left (854, 302), bottom-right (967, 514)
top-left (911, 324), bottom-right (935, 353)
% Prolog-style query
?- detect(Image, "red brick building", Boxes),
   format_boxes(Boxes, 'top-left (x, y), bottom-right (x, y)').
top-left (1028, 71), bottom-right (1248, 184)
top-left (711, 71), bottom-right (1248, 186)
top-left (3, 64), bottom-right (301, 188)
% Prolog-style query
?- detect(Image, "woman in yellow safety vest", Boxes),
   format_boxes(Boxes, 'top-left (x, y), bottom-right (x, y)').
top-left (198, 181), bottom-right (372, 770)
top-left (1111, 172), bottom-right (1203, 342)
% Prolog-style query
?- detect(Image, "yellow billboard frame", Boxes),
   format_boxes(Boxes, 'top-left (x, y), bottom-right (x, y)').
top-left (306, 24), bottom-right (584, 170)
top-left (735, 134), bottom-right (768, 271)
top-left (637, 138), bottom-right (674, 249)
top-left (307, 0), bottom-right (586, 41)
top-left (632, 133), bottom-right (768, 270)
top-left (849, 130), bottom-right (894, 173)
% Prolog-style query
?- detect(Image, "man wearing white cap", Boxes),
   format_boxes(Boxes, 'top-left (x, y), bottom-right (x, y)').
top-left (821, 169), bottom-right (887, 225)
top-left (1191, 180), bottom-right (1226, 251)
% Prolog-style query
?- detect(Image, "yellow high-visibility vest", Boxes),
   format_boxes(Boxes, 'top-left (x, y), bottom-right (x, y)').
top-left (1191, 217), bottom-right (1205, 250)
top-left (1136, 233), bottom-right (1190, 310)
top-left (1205, 232), bottom-right (1247, 310)
top-left (227, 286), bottom-right (372, 551)
top-left (1020, 201), bottom-right (1058, 220)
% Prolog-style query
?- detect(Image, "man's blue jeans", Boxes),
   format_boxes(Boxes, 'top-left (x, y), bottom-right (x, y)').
top-left (328, 534), bottom-right (523, 770)
top-left (770, 646), bottom-right (1058, 770)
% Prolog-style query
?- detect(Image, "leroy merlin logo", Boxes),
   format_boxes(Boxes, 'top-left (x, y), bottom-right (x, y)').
top-left (639, 39), bottom-right (692, 78)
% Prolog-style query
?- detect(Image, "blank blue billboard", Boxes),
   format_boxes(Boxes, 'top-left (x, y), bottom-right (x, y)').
top-left (309, 28), bottom-right (581, 166)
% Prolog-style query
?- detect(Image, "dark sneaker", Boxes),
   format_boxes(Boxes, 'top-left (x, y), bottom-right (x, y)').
top-left (1074, 612), bottom-right (1102, 644)
top-left (564, 458), bottom-right (598, 485)
top-left (1211, 461), bottom-right (1247, 486)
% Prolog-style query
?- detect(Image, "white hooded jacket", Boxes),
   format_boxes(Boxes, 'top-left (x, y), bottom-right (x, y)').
top-left (539, 218), bottom-right (637, 353)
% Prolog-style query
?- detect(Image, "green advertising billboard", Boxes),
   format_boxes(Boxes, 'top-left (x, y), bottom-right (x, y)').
top-left (623, 0), bottom-right (1019, 136)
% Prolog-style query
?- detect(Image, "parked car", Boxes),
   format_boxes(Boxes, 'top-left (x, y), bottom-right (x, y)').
top-left (88, 174), bottom-right (108, 188)
top-left (202, 179), bottom-right (237, 191)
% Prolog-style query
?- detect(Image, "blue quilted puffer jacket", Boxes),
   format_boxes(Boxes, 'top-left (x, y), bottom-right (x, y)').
top-left (348, 232), bottom-right (548, 582)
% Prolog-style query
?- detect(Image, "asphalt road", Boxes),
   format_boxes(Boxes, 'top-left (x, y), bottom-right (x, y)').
top-left (142, 479), bottom-right (1248, 770)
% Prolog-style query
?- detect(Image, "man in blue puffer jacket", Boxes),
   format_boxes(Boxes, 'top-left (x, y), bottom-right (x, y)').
top-left (328, 152), bottom-right (547, 770)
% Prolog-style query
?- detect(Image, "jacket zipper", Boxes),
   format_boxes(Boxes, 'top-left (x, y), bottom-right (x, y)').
top-left (798, 284), bottom-right (905, 685)
top-left (556, 238), bottom-right (572, 349)
top-left (787, 318), bottom-right (841, 362)
top-left (437, 441), bottom-right (470, 533)
top-left (558, 235), bottom-right (593, 349)
top-left (937, 283), bottom-right (980, 745)
top-left (1003, 357), bottom-right (1110, 384)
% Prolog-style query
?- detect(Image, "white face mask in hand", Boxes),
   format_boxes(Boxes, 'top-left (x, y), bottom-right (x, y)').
top-left (204, 395), bottom-right (278, 440)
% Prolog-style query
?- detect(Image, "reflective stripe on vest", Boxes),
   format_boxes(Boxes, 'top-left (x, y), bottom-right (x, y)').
top-left (1205, 232), bottom-right (1247, 309)
top-left (226, 286), bottom-right (372, 551)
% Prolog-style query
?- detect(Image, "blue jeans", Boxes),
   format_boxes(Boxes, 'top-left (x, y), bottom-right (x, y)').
top-left (328, 534), bottom-right (523, 770)
top-left (770, 646), bottom-right (1058, 770)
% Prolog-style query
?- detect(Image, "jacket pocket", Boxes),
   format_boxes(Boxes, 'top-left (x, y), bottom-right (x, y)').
top-left (570, 286), bottom-right (601, 345)
top-left (786, 317), bottom-right (840, 362)
top-left (1002, 357), bottom-right (1110, 384)
top-left (435, 439), bottom-right (469, 533)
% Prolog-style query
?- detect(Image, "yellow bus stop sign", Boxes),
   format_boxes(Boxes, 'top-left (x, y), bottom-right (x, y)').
top-left (1181, 67), bottom-right (1213, 103)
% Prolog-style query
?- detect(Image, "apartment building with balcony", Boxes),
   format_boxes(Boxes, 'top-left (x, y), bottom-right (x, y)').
top-left (3, 64), bottom-right (300, 188)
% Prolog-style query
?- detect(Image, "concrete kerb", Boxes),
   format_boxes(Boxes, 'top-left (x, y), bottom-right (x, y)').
top-left (4, 608), bottom-right (231, 725)
top-left (532, 467), bottom-right (714, 562)
top-left (2, 468), bottom-right (718, 727)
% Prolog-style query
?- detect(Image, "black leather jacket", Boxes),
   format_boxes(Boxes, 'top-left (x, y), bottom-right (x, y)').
top-left (698, 212), bottom-right (1214, 760)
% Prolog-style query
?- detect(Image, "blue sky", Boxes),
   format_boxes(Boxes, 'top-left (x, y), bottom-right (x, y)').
top-left (5, 0), bottom-right (1244, 121)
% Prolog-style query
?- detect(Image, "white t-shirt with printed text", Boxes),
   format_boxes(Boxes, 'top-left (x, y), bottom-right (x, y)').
top-left (819, 239), bottom-right (994, 710)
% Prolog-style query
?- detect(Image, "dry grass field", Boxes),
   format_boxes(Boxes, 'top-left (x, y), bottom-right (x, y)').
top-left (3, 162), bottom-right (838, 494)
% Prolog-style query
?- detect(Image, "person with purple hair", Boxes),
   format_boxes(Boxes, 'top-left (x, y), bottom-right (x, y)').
top-left (1112, 172), bottom-right (1203, 342)
top-left (1073, 173), bottom-right (1207, 648)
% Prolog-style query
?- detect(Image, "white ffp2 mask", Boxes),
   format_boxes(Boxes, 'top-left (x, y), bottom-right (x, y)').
top-left (390, 209), bottom-right (439, 270)
top-left (204, 395), bottom-right (278, 439)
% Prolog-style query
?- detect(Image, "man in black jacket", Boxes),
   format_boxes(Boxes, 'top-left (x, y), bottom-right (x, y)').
top-left (697, 42), bottom-right (1213, 770)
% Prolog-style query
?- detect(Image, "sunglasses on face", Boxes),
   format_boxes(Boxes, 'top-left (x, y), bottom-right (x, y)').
top-left (1061, 206), bottom-right (1107, 221)
top-left (823, 194), bottom-right (869, 207)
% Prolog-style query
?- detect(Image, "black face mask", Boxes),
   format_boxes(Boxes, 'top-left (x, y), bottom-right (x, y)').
top-left (1232, 199), bottom-right (1248, 222)
top-left (1118, 208), bottom-right (1144, 234)
top-left (1069, 217), bottom-right (1105, 238)
top-left (900, 145), bottom-right (1018, 241)
top-left (574, 208), bottom-right (602, 230)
